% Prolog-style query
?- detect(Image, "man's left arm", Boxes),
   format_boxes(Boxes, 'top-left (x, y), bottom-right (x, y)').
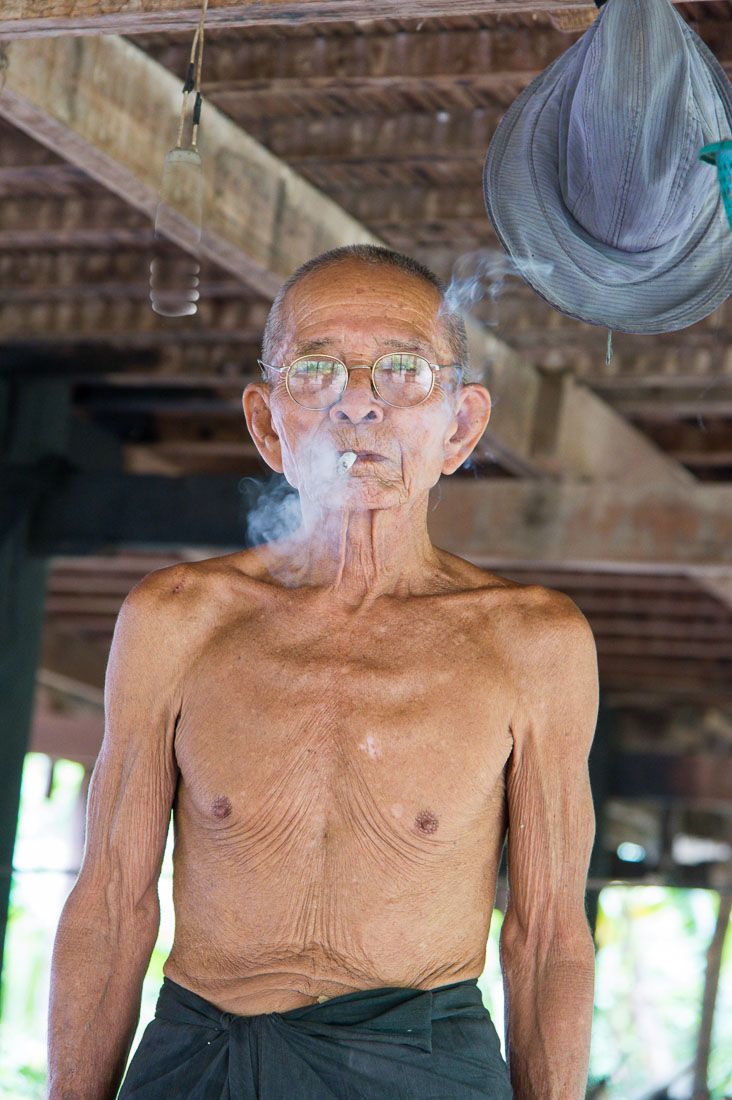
top-left (499, 594), bottom-right (599, 1100)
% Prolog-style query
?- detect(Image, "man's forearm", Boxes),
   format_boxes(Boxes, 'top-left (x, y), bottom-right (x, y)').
top-left (48, 885), bottom-right (159, 1100)
top-left (501, 929), bottom-right (596, 1100)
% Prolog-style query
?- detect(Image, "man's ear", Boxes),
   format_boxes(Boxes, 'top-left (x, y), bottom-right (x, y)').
top-left (441, 383), bottom-right (492, 475)
top-left (243, 383), bottom-right (284, 473)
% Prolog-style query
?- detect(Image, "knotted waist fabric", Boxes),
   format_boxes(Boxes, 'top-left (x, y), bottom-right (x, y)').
top-left (118, 976), bottom-right (514, 1099)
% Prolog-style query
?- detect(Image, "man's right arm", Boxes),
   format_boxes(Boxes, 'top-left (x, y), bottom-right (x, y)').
top-left (47, 568), bottom-right (186, 1100)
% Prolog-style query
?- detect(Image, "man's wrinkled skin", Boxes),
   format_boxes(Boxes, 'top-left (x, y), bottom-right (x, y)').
top-left (48, 259), bottom-right (598, 1100)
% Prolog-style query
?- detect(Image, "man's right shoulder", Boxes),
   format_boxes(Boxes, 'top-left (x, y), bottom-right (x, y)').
top-left (122, 561), bottom-right (199, 621)
top-left (118, 551), bottom-right (260, 645)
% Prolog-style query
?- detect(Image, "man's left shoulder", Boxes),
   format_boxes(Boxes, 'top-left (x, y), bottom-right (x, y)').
top-left (506, 581), bottom-right (592, 632)
top-left (511, 583), bottom-right (595, 656)
top-left (475, 578), bottom-right (596, 672)
top-left (436, 553), bottom-right (595, 654)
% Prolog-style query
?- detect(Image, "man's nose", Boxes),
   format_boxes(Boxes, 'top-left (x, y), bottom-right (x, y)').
top-left (329, 367), bottom-right (384, 424)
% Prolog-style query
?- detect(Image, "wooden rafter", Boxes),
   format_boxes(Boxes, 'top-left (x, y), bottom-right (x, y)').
top-left (27, 470), bottom-right (732, 572)
top-left (0, 36), bottom-right (379, 300)
top-left (0, 33), bottom-right (693, 491)
top-left (141, 17), bottom-right (732, 104)
top-left (429, 479), bottom-right (732, 572)
top-left (0, 0), bottom-right (708, 38)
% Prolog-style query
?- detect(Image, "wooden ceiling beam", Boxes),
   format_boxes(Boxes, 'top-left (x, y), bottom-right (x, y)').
top-left (28, 470), bottom-right (732, 572)
top-left (0, 227), bottom-right (153, 252)
top-left (144, 23), bottom-right (576, 90)
top-left (0, 195), bottom-right (149, 233)
top-left (429, 478), bottom-right (732, 572)
top-left (606, 688), bottom-right (732, 708)
top-left (0, 34), bottom-right (693, 489)
top-left (208, 74), bottom-right (532, 120)
top-left (691, 575), bottom-right (732, 617)
top-left (598, 638), bottom-right (732, 661)
top-left (143, 19), bottom-right (732, 111)
top-left (238, 109), bottom-right (501, 161)
top-left (0, 281), bottom-right (258, 305)
top-left (585, 618), bottom-right (732, 642)
top-left (605, 391), bottom-right (732, 422)
top-left (0, 310), bottom-right (263, 344)
top-left (565, 593), bottom-right (731, 619)
top-left (598, 660), bottom-right (732, 688)
top-left (0, 1), bottom-right (706, 38)
top-left (0, 162), bottom-right (98, 197)
top-left (0, 36), bottom-right (380, 301)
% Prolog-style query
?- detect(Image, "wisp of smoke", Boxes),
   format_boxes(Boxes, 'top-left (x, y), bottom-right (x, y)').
top-left (440, 248), bottom-right (554, 319)
top-left (238, 434), bottom-right (353, 549)
top-left (239, 473), bottom-right (301, 547)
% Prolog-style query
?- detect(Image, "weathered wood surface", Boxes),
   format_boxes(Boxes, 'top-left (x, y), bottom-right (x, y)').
top-left (0, 36), bottom-right (380, 299)
top-left (0, 34), bottom-right (693, 489)
top-left (0, 0), bottom-right (705, 38)
top-left (142, 17), bottom-right (731, 102)
top-left (430, 479), bottom-right (732, 571)
top-left (28, 468), bottom-right (732, 571)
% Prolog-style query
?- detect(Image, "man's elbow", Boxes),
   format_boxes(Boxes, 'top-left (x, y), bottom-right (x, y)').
top-left (56, 872), bottom-right (161, 957)
top-left (500, 903), bottom-right (595, 970)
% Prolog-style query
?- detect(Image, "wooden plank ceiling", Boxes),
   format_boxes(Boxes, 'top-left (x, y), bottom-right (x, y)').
top-left (2, 2), bottom-right (732, 883)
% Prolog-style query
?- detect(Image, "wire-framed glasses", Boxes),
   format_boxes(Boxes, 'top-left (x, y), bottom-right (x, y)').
top-left (257, 352), bottom-right (463, 411)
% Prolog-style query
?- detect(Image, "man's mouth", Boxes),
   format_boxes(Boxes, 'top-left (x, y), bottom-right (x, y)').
top-left (334, 448), bottom-right (389, 475)
top-left (345, 450), bottom-right (386, 462)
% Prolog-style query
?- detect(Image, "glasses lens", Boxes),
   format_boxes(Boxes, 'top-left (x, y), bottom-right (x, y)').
top-left (287, 357), bottom-right (346, 409)
top-left (373, 354), bottom-right (433, 407)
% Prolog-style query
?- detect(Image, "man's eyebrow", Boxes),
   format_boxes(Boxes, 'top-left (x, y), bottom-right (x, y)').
top-left (293, 338), bottom-right (336, 356)
top-left (292, 337), bottom-right (436, 357)
top-left (381, 337), bottom-right (435, 357)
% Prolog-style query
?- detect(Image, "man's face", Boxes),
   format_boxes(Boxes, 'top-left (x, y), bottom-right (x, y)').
top-left (244, 260), bottom-right (489, 514)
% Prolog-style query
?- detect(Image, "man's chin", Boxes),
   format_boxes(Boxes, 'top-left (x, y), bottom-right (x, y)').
top-left (306, 478), bottom-right (408, 512)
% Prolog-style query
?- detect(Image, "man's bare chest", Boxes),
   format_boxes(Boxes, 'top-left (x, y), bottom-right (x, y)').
top-left (173, 599), bottom-right (514, 849)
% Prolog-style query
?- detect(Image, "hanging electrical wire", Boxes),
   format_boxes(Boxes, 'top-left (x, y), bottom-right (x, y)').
top-left (176, 0), bottom-right (208, 151)
top-left (149, 0), bottom-right (208, 318)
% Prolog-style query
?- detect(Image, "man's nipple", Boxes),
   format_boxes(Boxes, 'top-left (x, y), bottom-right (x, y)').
top-left (414, 809), bottom-right (439, 834)
top-left (211, 796), bottom-right (232, 820)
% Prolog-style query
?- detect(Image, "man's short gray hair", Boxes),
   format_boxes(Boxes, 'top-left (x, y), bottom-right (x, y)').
top-left (261, 244), bottom-right (469, 376)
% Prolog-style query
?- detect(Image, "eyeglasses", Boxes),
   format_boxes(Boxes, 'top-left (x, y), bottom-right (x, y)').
top-left (257, 352), bottom-right (463, 411)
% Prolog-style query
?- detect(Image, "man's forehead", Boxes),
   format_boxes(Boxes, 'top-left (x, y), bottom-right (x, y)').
top-left (281, 261), bottom-right (448, 355)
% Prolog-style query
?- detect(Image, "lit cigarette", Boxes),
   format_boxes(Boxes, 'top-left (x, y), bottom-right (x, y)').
top-left (336, 451), bottom-right (357, 474)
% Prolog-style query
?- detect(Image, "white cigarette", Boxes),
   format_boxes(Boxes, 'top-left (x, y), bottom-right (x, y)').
top-left (336, 451), bottom-right (357, 474)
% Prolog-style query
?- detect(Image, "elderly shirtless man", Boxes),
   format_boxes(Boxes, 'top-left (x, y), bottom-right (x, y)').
top-left (48, 245), bottom-right (598, 1100)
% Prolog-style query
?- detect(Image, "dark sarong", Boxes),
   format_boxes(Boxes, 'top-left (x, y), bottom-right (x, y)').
top-left (118, 976), bottom-right (514, 1099)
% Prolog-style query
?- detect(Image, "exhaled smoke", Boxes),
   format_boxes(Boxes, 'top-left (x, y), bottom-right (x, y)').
top-left (238, 435), bottom-right (353, 549)
top-left (441, 248), bottom-right (554, 322)
top-left (239, 473), bottom-right (301, 547)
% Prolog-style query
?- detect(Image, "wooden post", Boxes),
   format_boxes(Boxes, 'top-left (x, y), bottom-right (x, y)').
top-left (0, 379), bottom-right (69, 979)
top-left (692, 891), bottom-right (732, 1100)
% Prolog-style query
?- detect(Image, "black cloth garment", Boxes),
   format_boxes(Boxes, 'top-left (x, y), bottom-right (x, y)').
top-left (118, 976), bottom-right (514, 1100)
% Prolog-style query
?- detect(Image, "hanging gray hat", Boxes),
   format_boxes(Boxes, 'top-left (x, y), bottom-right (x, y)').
top-left (483, 0), bottom-right (732, 334)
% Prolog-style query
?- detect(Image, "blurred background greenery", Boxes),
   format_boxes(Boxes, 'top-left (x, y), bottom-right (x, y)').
top-left (1, 753), bottom-right (730, 1100)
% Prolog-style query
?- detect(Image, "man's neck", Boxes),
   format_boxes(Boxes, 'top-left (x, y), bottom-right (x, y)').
top-left (263, 494), bottom-right (443, 603)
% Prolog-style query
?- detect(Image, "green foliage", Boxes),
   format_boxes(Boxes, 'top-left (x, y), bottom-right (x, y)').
top-left (0, 1060), bottom-right (46, 1099)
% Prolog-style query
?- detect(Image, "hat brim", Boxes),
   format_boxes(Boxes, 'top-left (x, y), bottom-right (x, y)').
top-left (483, 11), bottom-right (732, 334)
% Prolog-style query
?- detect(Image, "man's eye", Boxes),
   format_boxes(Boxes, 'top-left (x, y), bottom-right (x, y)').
top-left (384, 356), bottom-right (420, 373)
